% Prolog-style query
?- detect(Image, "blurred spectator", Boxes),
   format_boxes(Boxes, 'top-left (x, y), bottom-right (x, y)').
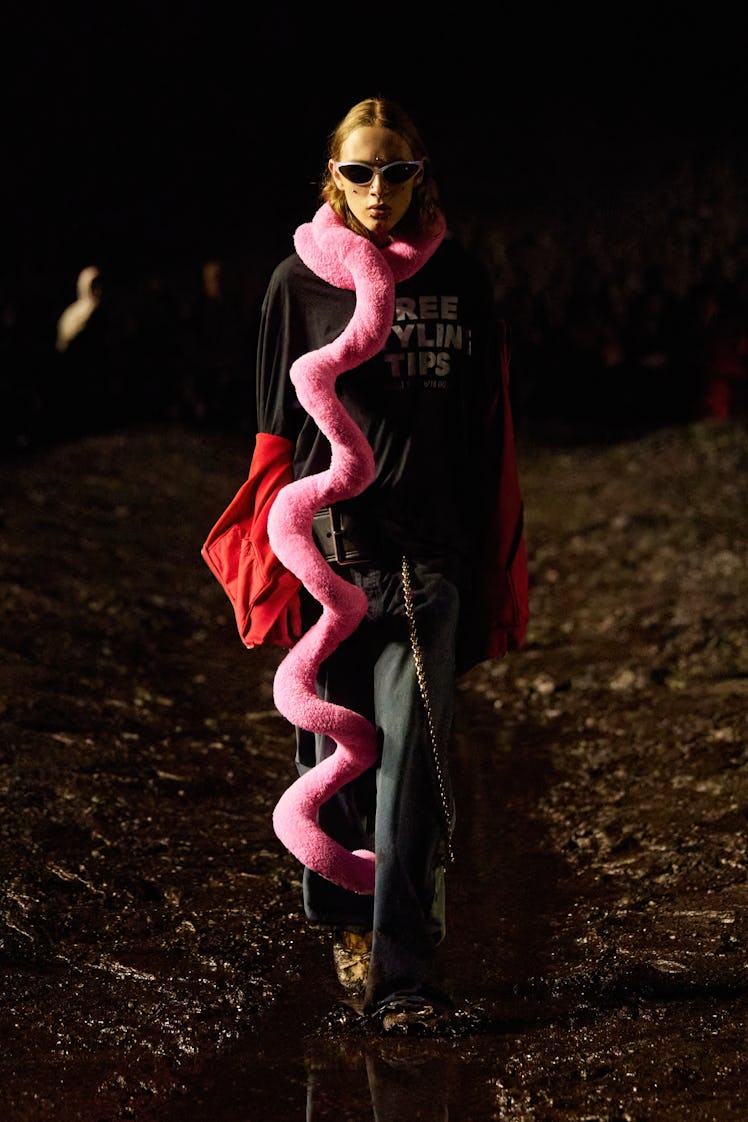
top-left (553, 255), bottom-right (627, 436)
top-left (126, 265), bottom-right (187, 424)
top-left (52, 265), bottom-right (139, 439)
top-left (623, 264), bottom-right (684, 427)
top-left (55, 266), bottom-right (102, 353)
top-left (700, 279), bottom-right (748, 419)
top-left (181, 258), bottom-right (255, 433)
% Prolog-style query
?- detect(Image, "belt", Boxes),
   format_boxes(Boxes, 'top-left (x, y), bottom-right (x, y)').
top-left (312, 505), bottom-right (374, 566)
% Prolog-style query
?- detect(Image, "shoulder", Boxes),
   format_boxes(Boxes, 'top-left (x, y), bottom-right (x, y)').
top-left (266, 252), bottom-right (313, 290)
top-left (262, 252), bottom-right (340, 314)
top-left (413, 231), bottom-right (492, 289)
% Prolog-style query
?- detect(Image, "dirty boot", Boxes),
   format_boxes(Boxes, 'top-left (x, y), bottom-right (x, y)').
top-left (332, 929), bottom-right (372, 1003)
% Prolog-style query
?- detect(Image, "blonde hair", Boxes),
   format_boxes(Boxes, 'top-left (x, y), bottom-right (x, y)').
top-left (320, 97), bottom-right (442, 240)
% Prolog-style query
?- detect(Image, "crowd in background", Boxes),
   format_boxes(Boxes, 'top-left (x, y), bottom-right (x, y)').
top-left (2, 154), bottom-right (746, 460)
top-left (457, 154), bottom-right (748, 441)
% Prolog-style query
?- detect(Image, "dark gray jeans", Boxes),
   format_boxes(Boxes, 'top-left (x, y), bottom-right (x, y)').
top-left (295, 560), bottom-right (459, 1011)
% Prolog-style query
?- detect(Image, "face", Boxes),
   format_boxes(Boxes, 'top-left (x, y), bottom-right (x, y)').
top-left (330, 125), bottom-right (423, 245)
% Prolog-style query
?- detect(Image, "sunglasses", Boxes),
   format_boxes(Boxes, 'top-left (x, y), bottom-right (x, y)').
top-left (333, 159), bottom-right (424, 186)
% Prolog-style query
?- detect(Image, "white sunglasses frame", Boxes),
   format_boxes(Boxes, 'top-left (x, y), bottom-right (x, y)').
top-left (331, 159), bottom-right (425, 186)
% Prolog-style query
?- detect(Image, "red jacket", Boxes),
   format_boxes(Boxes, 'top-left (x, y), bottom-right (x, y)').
top-left (202, 431), bottom-right (302, 649)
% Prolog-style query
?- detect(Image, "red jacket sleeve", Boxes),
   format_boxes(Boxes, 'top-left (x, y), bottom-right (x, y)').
top-left (480, 322), bottom-right (530, 660)
top-left (456, 321), bottom-right (529, 678)
top-left (201, 432), bottom-right (302, 649)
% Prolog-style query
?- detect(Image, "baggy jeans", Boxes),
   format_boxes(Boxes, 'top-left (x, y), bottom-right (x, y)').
top-left (294, 560), bottom-right (459, 1010)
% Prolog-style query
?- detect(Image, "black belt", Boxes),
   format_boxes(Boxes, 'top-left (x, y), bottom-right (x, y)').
top-left (312, 505), bottom-right (374, 566)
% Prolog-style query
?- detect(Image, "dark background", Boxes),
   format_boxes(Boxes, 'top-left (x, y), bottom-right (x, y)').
top-left (5, 3), bottom-right (747, 272)
top-left (3, 3), bottom-right (748, 452)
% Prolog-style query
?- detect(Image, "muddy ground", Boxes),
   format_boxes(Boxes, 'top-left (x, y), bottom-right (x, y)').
top-left (0, 417), bottom-right (746, 1121)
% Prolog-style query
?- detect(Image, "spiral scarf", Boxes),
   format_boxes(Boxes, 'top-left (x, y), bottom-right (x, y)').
top-left (267, 203), bottom-right (446, 894)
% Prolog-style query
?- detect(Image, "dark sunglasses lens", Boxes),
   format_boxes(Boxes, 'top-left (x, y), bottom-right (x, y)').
top-left (339, 163), bottom-right (373, 184)
top-left (383, 162), bottom-right (420, 184)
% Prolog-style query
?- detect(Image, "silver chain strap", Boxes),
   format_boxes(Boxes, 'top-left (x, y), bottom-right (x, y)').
top-left (401, 556), bottom-right (455, 865)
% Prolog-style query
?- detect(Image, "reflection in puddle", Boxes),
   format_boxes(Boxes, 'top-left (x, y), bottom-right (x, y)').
top-left (305, 1036), bottom-right (452, 1121)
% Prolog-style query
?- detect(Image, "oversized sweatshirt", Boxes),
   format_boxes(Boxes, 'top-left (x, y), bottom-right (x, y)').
top-left (258, 230), bottom-right (527, 666)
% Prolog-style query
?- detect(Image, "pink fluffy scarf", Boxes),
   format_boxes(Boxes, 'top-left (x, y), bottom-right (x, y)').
top-left (268, 202), bottom-right (446, 894)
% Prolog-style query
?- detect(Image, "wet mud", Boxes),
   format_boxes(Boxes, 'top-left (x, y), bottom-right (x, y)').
top-left (1, 420), bottom-right (746, 1120)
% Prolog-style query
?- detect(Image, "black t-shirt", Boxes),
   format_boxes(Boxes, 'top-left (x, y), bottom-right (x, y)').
top-left (255, 233), bottom-right (501, 582)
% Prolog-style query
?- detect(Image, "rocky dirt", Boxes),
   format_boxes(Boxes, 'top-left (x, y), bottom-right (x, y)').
top-left (0, 417), bottom-right (746, 1121)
